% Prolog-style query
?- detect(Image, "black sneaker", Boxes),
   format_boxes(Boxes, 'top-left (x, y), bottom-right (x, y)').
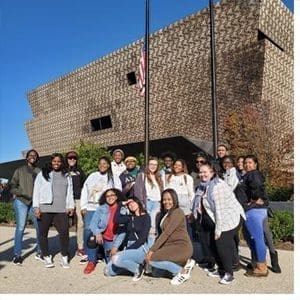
top-left (79, 256), bottom-right (88, 265)
top-left (13, 255), bottom-right (22, 265)
top-left (132, 264), bottom-right (145, 282)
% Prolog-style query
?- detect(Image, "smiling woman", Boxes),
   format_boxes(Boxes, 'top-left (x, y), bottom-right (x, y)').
top-left (32, 152), bottom-right (75, 268)
top-left (145, 188), bottom-right (195, 285)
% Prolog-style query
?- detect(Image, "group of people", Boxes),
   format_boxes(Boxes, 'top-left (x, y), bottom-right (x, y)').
top-left (9, 144), bottom-right (281, 286)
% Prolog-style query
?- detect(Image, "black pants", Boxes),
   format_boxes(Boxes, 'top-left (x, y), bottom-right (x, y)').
top-left (38, 213), bottom-right (69, 257)
top-left (214, 226), bottom-right (238, 275)
top-left (199, 213), bottom-right (216, 267)
top-left (201, 212), bottom-right (239, 275)
top-left (233, 218), bottom-right (244, 266)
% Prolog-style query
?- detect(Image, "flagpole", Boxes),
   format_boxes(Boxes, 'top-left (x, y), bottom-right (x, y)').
top-left (144, 0), bottom-right (150, 165)
top-left (209, 0), bottom-right (218, 158)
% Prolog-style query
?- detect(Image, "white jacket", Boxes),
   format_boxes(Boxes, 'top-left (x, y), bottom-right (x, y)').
top-left (223, 167), bottom-right (239, 191)
top-left (80, 171), bottom-right (122, 211)
top-left (163, 173), bottom-right (195, 215)
top-left (32, 171), bottom-right (74, 209)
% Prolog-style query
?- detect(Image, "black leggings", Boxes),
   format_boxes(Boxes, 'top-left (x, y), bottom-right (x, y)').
top-left (38, 213), bottom-right (69, 257)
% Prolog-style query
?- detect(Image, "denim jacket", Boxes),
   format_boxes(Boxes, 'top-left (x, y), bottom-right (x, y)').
top-left (32, 171), bottom-right (74, 209)
top-left (89, 203), bottom-right (110, 235)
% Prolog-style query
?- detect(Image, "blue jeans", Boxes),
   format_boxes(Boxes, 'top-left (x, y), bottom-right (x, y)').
top-left (84, 210), bottom-right (114, 263)
top-left (149, 260), bottom-right (181, 276)
top-left (244, 208), bottom-right (268, 263)
top-left (13, 199), bottom-right (40, 256)
top-left (146, 199), bottom-right (160, 240)
top-left (101, 240), bottom-right (114, 263)
top-left (83, 210), bottom-right (96, 260)
top-left (106, 244), bottom-right (148, 276)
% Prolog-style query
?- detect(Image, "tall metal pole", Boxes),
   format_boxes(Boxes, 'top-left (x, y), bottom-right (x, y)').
top-left (144, 0), bottom-right (150, 165)
top-left (209, 0), bottom-right (218, 158)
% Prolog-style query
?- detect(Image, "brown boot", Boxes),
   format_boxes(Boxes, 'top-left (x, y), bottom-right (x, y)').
top-left (245, 262), bottom-right (269, 277)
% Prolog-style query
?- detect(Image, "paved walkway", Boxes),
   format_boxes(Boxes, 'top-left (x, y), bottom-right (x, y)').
top-left (0, 225), bottom-right (294, 294)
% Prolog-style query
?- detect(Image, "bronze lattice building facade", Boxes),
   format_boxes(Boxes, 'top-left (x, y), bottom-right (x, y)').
top-left (25, 0), bottom-right (293, 170)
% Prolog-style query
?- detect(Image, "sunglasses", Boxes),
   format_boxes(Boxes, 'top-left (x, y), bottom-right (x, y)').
top-left (196, 160), bottom-right (206, 164)
top-left (67, 156), bottom-right (77, 160)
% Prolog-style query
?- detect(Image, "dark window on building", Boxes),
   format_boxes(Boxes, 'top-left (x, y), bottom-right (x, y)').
top-left (127, 71), bottom-right (137, 85)
top-left (257, 30), bottom-right (284, 52)
top-left (90, 115), bottom-right (112, 131)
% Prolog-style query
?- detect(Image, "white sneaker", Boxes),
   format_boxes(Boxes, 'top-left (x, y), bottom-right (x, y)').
top-left (207, 270), bottom-right (221, 278)
top-left (132, 264), bottom-right (145, 282)
top-left (170, 273), bottom-right (190, 285)
top-left (60, 255), bottom-right (70, 269)
top-left (43, 255), bottom-right (54, 268)
top-left (219, 273), bottom-right (235, 285)
top-left (34, 253), bottom-right (44, 262)
top-left (184, 259), bottom-right (196, 276)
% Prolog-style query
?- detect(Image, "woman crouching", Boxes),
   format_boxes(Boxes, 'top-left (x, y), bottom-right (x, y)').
top-left (145, 189), bottom-right (195, 285)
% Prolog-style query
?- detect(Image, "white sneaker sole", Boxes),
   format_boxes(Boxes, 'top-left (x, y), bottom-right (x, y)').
top-left (35, 256), bottom-right (44, 262)
top-left (207, 272), bottom-right (221, 278)
top-left (61, 264), bottom-right (71, 269)
top-left (219, 278), bottom-right (235, 285)
top-left (132, 270), bottom-right (145, 282)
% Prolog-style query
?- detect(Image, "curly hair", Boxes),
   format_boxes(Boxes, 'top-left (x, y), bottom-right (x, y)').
top-left (99, 188), bottom-right (125, 205)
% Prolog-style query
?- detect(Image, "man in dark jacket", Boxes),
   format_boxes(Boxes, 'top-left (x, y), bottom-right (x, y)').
top-left (10, 149), bottom-right (41, 265)
top-left (119, 156), bottom-right (140, 198)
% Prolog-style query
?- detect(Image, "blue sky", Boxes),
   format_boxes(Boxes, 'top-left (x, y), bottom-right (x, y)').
top-left (0, 0), bottom-right (294, 163)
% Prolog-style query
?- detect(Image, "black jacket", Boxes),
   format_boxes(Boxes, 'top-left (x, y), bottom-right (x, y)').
top-left (68, 166), bottom-right (86, 199)
top-left (240, 170), bottom-right (269, 210)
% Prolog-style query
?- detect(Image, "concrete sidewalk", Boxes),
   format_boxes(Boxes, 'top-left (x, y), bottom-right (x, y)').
top-left (0, 225), bottom-right (294, 294)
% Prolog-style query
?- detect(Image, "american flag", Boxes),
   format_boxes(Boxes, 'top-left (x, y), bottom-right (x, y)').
top-left (138, 43), bottom-right (146, 96)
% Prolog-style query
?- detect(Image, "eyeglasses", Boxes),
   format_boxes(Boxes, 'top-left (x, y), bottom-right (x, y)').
top-left (67, 156), bottom-right (77, 160)
top-left (196, 160), bottom-right (206, 164)
top-left (106, 194), bottom-right (116, 198)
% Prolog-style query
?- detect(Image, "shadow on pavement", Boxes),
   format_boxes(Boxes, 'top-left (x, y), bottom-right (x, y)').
top-left (0, 232), bottom-right (77, 267)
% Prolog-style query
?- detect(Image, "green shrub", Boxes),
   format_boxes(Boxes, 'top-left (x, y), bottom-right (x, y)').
top-left (265, 182), bottom-right (293, 202)
top-left (74, 141), bottom-right (111, 176)
top-left (0, 202), bottom-right (35, 225)
top-left (269, 210), bottom-right (294, 243)
top-left (0, 202), bottom-right (15, 224)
